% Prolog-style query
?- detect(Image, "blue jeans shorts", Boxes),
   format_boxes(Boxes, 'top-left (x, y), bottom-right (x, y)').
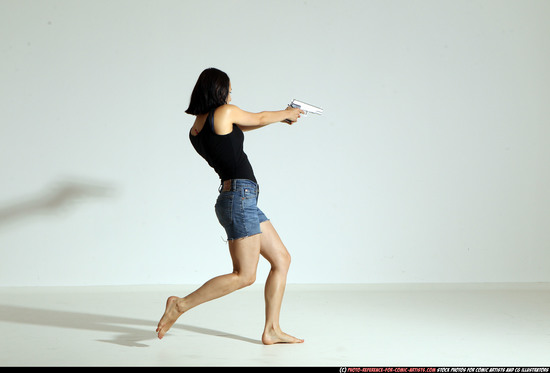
top-left (215, 179), bottom-right (269, 240)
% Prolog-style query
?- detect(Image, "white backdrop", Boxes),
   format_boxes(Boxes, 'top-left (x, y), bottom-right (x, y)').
top-left (1, 0), bottom-right (549, 286)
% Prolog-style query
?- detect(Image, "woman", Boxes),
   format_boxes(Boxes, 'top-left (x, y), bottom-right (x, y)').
top-left (156, 68), bottom-right (304, 344)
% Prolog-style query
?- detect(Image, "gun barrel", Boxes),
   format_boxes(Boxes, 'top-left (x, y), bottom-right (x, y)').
top-left (290, 99), bottom-right (323, 115)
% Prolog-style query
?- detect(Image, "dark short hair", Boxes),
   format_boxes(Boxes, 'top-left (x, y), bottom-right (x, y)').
top-left (185, 68), bottom-right (230, 115)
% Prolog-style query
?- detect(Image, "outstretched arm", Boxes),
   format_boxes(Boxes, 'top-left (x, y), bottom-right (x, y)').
top-left (213, 104), bottom-right (303, 134)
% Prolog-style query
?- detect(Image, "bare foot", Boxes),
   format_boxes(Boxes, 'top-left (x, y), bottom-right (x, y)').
top-left (262, 327), bottom-right (304, 345)
top-left (156, 296), bottom-right (184, 339)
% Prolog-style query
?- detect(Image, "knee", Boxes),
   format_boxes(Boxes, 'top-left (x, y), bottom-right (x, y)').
top-left (241, 274), bottom-right (256, 288)
top-left (282, 251), bottom-right (291, 269)
top-left (236, 272), bottom-right (256, 288)
top-left (279, 251), bottom-right (291, 269)
top-left (274, 251), bottom-right (291, 272)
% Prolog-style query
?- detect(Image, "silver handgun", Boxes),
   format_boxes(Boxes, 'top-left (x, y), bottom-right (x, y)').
top-left (284, 99), bottom-right (323, 123)
top-left (289, 99), bottom-right (323, 116)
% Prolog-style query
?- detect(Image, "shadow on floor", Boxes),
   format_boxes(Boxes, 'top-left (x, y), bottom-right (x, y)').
top-left (0, 304), bottom-right (262, 347)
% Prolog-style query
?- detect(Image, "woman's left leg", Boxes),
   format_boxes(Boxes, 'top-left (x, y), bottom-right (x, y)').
top-left (156, 234), bottom-right (261, 339)
top-left (259, 220), bottom-right (304, 344)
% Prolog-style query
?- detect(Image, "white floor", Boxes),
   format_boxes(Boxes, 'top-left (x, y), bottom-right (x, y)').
top-left (0, 283), bottom-right (549, 367)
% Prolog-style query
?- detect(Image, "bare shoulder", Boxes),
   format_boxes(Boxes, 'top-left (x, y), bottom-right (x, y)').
top-left (212, 104), bottom-right (237, 135)
top-left (215, 104), bottom-right (239, 115)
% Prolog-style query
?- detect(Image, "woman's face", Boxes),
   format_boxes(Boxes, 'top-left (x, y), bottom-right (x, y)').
top-left (226, 83), bottom-right (232, 104)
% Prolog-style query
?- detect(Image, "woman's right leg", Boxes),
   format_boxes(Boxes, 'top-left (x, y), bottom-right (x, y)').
top-left (156, 234), bottom-right (261, 339)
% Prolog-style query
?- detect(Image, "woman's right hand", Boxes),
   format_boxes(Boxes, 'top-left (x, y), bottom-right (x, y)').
top-left (283, 107), bottom-right (304, 124)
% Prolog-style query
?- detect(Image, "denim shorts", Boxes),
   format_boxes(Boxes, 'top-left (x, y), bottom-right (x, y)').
top-left (215, 179), bottom-right (269, 240)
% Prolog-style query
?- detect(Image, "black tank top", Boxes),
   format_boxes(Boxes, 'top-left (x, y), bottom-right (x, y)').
top-left (189, 109), bottom-right (257, 183)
